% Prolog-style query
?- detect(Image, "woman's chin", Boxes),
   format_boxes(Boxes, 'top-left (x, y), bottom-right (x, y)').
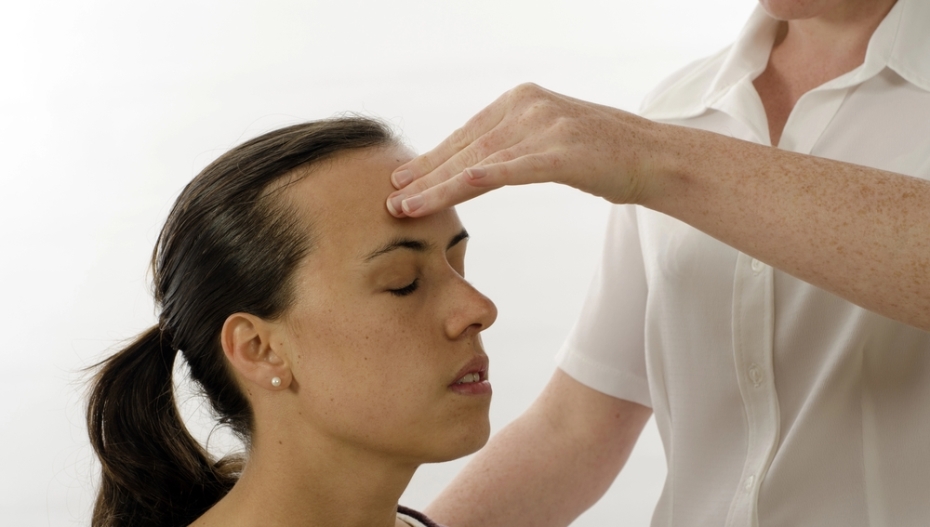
top-left (410, 413), bottom-right (490, 464)
top-left (438, 415), bottom-right (492, 462)
top-left (462, 418), bottom-right (492, 455)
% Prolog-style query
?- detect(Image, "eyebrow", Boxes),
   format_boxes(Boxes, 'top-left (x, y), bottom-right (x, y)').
top-left (362, 228), bottom-right (469, 263)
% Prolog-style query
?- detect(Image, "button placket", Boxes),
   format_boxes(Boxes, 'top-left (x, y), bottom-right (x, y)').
top-left (748, 364), bottom-right (763, 387)
top-left (726, 253), bottom-right (780, 527)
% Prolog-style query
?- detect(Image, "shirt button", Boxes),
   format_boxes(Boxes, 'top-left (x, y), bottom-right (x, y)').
top-left (745, 474), bottom-right (755, 490)
top-left (749, 364), bottom-right (763, 387)
top-left (751, 258), bottom-right (764, 273)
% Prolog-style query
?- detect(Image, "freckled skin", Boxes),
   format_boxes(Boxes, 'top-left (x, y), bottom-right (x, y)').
top-left (385, 0), bottom-right (927, 331)
top-left (196, 145), bottom-right (497, 527)
top-left (274, 147), bottom-right (497, 460)
top-left (390, 1), bottom-right (928, 524)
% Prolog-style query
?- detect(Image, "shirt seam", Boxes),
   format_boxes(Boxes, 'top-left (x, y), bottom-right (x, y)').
top-left (557, 348), bottom-right (652, 407)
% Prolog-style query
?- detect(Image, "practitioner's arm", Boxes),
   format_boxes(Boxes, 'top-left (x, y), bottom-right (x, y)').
top-left (387, 84), bottom-right (930, 331)
top-left (649, 124), bottom-right (930, 331)
top-left (425, 369), bottom-right (652, 527)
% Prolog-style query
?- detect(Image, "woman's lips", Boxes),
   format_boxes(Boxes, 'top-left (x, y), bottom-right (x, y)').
top-left (449, 378), bottom-right (492, 396)
top-left (449, 356), bottom-right (491, 396)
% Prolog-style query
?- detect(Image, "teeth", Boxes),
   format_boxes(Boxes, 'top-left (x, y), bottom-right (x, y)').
top-left (456, 372), bottom-right (480, 384)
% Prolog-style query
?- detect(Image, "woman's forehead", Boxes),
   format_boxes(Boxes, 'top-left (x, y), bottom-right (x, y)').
top-left (290, 145), bottom-right (413, 212)
top-left (287, 145), bottom-right (461, 254)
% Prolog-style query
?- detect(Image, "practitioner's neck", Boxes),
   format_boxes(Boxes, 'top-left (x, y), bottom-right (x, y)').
top-left (754, 0), bottom-right (897, 145)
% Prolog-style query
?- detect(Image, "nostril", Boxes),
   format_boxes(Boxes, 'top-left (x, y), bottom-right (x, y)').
top-left (462, 322), bottom-right (484, 338)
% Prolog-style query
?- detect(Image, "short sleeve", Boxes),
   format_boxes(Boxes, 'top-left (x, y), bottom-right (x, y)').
top-left (555, 204), bottom-right (651, 407)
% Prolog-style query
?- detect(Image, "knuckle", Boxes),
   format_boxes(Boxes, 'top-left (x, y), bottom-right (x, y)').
top-left (473, 131), bottom-right (498, 154)
top-left (520, 99), bottom-right (561, 127)
top-left (510, 82), bottom-right (545, 105)
top-left (408, 155), bottom-right (435, 175)
top-left (448, 126), bottom-right (473, 151)
top-left (489, 148), bottom-right (517, 164)
top-left (433, 177), bottom-right (470, 203)
top-left (534, 151), bottom-right (562, 170)
top-left (430, 182), bottom-right (451, 201)
top-left (460, 146), bottom-right (486, 169)
top-left (403, 177), bottom-right (431, 196)
top-left (514, 82), bottom-right (541, 95)
top-left (549, 116), bottom-right (575, 137)
top-left (409, 168), bottom-right (453, 194)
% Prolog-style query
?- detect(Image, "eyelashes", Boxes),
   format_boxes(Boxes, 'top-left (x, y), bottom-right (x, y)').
top-left (388, 278), bottom-right (419, 297)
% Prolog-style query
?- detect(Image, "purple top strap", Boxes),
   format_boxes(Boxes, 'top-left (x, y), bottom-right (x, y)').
top-left (397, 505), bottom-right (448, 527)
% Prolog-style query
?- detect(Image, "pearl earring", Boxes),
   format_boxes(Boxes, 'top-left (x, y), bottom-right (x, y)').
top-left (271, 377), bottom-right (281, 387)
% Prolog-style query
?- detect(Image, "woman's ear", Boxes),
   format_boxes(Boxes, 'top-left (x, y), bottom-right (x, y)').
top-left (221, 313), bottom-right (292, 391)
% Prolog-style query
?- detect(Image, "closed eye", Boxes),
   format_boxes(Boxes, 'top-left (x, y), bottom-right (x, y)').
top-left (388, 279), bottom-right (419, 297)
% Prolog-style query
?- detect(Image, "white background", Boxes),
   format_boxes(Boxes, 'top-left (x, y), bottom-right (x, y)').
top-left (1, 1), bottom-right (756, 525)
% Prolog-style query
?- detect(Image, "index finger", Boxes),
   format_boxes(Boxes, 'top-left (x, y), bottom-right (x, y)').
top-left (391, 92), bottom-right (509, 189)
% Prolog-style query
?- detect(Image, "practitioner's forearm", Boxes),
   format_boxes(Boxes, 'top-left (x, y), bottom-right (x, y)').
top-left (386, 83), bottom-right (928, 328)
top-left (426, 371), bottom-right (651, 527)
top-left (426, 413), bottom-right (586, 527)
top-left (647, 125), bottom-right (930, 330)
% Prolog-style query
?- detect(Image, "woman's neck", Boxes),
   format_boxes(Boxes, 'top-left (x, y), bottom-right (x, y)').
top-left (776, 0), bottom-right (896, 69)
top-left (753, 0), bottom-right (897, 146)
top-left (192, 429), bottom-right (417, 527)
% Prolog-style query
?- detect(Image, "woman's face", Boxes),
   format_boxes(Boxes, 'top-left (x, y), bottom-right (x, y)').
top-left (272, 144), bottom-right (497, 464)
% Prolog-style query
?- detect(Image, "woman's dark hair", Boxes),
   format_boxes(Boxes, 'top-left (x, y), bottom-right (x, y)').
top-left (86, 117), bottom-right (395, 527)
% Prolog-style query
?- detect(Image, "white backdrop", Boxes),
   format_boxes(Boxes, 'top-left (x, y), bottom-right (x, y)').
top-left (1, 1), bottom-right (757, 525)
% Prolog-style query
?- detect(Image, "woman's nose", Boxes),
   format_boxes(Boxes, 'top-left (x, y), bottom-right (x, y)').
top-left (445, 278), bottom-right (498, 340)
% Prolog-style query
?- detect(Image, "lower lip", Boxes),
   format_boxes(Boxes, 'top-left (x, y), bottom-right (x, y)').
top-left (449, 380), bottom-right (492, 396)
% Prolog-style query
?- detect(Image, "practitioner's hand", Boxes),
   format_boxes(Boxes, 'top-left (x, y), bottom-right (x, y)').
top-left (386, 83), bottom-right (668, 217)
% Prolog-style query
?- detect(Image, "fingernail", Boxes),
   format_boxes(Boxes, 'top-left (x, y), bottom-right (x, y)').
top-left (401, 194), bottom-right (424, 215)
top-left (387, 195), bottom-right (405, 216)
top-left (464, 167), bottom-right (486, 180)
top-left (393, 170), bottom-right (413, 188)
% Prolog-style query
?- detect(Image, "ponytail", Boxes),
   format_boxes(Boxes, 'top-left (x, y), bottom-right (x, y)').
top-left (87, 326), bottom-right (239, 527)
top-left (86, 118), bottom-right (396, 525)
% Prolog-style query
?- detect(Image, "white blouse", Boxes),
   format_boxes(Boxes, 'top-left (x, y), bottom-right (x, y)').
top-left (557, 1), bottom-right (930, 526)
